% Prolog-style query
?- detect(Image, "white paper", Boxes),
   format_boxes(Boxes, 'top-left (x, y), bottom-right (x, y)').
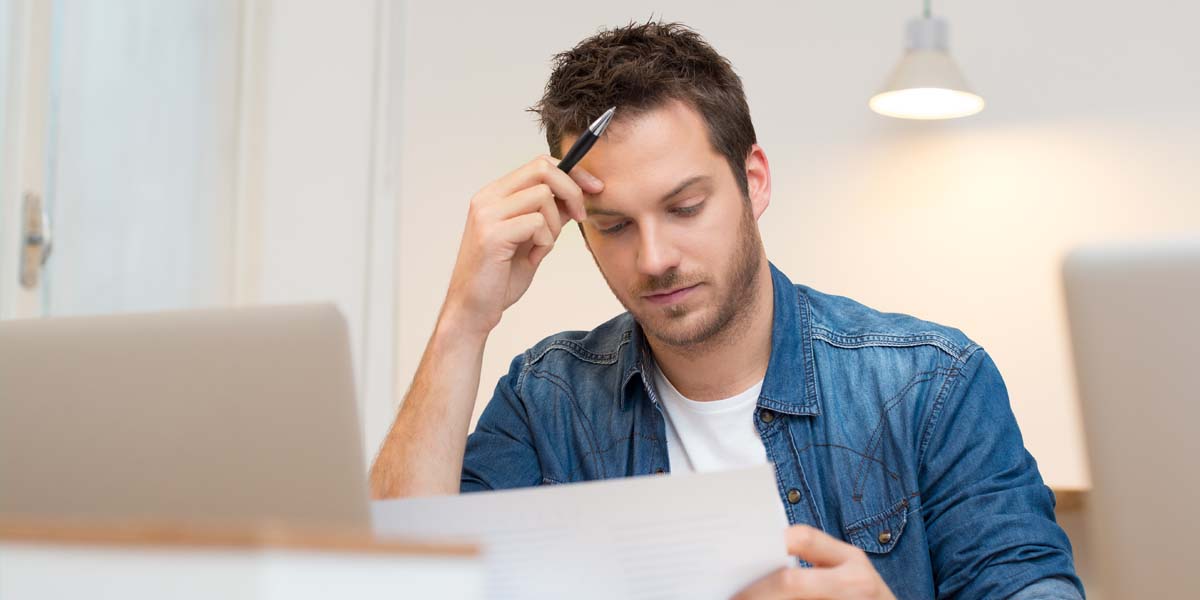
top-left (371, 464), bottom-right (790, 600)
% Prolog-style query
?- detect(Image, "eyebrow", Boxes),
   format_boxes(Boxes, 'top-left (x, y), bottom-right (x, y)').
top-left (585, 175), bottom-right (711, 217)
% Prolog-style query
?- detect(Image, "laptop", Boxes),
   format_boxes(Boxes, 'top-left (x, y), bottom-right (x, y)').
top-left (0, 304), bottom-right (370, 531)
top-left (1062, 238), bottom-right (1200, 598)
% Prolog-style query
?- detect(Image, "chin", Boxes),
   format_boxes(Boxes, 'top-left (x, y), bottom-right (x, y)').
top-left (637, 305), bottom-right (721, 347)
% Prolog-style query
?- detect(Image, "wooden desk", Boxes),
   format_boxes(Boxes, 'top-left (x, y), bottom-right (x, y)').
top-left (1050, 488), bottom-right (1088, 512)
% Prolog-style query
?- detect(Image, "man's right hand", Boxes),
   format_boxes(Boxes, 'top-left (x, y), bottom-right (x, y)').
top-left (369, 155), bottom-right (603, 498)
top-left (441, 155), bottom-right (604, 337)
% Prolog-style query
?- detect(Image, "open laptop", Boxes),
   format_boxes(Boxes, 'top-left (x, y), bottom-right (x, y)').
top-left (0, 304), bottom-right (370, 530)
top-left (1062, 238), bottom-right (1199, 599)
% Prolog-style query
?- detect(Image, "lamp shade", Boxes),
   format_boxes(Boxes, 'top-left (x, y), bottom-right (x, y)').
top-left (870, 16), bottom-right (984, 120)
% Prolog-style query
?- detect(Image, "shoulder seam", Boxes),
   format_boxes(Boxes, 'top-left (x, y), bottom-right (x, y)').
top-left (525, 329), bottom-right (631, 368)
top-left (811, 326), bottom-right (979, 364)
top-left (915, 346), bottom-right (988, 471)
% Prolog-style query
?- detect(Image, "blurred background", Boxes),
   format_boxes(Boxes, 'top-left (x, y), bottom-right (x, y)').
top-left (2, 1), bottom-right (1197, 596)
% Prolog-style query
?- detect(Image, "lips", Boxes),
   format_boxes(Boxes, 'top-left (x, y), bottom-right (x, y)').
top-left (643, 284), bottom-right (700, 305)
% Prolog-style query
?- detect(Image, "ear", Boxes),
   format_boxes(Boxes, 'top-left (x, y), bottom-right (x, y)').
top-left (744, 144), bottom-right (771, 220)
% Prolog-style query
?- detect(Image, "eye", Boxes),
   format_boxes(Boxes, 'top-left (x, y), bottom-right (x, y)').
top-left (671, 201), bottom-right (704, 216)
top-left (599, 221), bottom-right (629, 235)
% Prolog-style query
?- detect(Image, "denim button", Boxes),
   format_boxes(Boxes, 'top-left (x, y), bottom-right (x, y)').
top-left (760, 410), bottom-right (775, 423)
top-left (787, 489), bottom-right (801, 504)
top-left (878, 531), bottom-right (893, 544)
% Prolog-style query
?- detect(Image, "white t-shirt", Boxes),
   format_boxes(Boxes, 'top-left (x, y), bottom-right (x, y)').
top-left (651, 363), bottom-right (769, 474)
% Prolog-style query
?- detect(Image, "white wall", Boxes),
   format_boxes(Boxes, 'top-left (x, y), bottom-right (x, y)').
top-left (389, 0), bottom-right (1200, 493)
top-left (236, 0), bottom-right (395, 464)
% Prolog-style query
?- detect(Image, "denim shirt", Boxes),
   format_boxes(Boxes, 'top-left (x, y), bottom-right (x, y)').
top-left (462, 263), bottom-right (1085, 599)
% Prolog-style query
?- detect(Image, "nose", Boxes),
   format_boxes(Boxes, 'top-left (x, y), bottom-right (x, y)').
top-left (635, 220), bottom-right (681, 278)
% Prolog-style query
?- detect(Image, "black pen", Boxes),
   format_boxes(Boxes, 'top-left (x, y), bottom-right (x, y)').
top-left (558, 106), bottom-right (616, 174)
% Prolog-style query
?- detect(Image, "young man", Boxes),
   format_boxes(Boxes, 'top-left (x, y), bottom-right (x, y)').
top-left (370, 22), bottom-right (1084, 599)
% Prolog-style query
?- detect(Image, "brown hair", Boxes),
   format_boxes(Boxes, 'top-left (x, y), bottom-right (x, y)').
top-left (530, 21), bottom-right (757, 198)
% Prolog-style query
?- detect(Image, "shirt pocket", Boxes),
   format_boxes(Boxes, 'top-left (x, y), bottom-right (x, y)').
top-left (843, 496), bottom-right (909, 555)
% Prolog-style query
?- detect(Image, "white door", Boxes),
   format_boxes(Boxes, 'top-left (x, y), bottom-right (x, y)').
top-left (0, 0), bottom-right (52, 319)
top-left (0, 0), bottom-right (242, 319)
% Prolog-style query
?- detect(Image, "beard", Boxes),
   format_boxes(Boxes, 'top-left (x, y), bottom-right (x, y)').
top-left (603, 202), bottom-right (763, 350)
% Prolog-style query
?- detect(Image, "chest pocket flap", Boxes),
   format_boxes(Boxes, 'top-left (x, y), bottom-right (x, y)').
top-left (843, 497), bottom-right (909, 554)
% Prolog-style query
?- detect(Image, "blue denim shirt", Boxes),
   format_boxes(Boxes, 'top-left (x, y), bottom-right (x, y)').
top-left (462, 263), bottom-right (1084, 599)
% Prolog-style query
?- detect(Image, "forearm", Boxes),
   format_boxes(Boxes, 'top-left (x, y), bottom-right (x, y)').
top-left (369, 309), bottom-right (488, 498)
top-left (368, 155), bottom-right (598, 498)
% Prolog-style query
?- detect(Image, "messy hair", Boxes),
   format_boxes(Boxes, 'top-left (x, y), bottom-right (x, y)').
top-left (529, 20), bottom-right (757, 198)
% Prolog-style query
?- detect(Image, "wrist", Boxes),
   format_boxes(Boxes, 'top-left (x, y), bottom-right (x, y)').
top-left (435, 302), bottom-right (493, 346)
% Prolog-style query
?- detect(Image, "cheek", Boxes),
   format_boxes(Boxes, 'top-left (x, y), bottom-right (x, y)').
top-left (681, 209), bottom-right (740, 261)
top-left (589, 242), bottom-right (635, 288)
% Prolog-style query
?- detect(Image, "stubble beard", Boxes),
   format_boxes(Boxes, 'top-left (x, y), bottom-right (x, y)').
top-left (613, 203), bottom-right (763, 352)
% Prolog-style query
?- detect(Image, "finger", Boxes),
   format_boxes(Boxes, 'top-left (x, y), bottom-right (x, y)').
top-left (493, 184), bottom-right (565, 240)
top-left (554, 157), bottom-right (605, 195)
top-left (489, 156), bottom-right (597, 222)
top-left (527, 239), bottom-right (553, 269)
top-left (731, 566), bottom-right (843, 600)
top-left (492, 212), bottom-right (554, 253)
top-left (511, 154), bottom-right (604, 196)
top-left (533, 156), bottom-right (591, 223)
top-left (785, 525), bottom-right (863, 568)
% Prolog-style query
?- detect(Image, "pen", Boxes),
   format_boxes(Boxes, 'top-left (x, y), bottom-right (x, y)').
top-left (558, 106), bottom-right (616, 174)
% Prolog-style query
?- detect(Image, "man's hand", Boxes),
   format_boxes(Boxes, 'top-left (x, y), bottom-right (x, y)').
top-left (732, 525), bottom-right (897, 600)
top-left (442, 155), bottom-right (603, 338)
top-left (368, 155), bottom-right (602, 498)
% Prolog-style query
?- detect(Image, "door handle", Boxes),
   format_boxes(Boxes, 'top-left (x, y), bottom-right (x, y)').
top-left (20, 191), bottom-right (52, 289)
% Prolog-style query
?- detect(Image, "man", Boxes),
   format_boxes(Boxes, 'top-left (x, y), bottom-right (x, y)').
top-left (370, 21), bottom-right (1084, 599)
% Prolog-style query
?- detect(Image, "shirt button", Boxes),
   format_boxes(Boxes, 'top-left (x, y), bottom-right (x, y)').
top-left (760, 410), bottom-right (775, 423)
top-left (878, 531), bottom-right (893, 545)
top-left (787, 489), bottom-right (802, 504)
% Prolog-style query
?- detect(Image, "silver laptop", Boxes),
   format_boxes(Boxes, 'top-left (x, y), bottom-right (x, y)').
top-left (0, 304), bottom-right (370, 530)
top-left (1062, 238), bottom-right (1200, 599)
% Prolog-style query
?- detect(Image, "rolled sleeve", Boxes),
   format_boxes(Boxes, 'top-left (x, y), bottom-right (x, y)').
top-left (918, 349), bottom-right (1085, 599)
top-left (460, 353), bottom-right (543, 493)
top-left (1010, 577), bottom-right (1085, 599)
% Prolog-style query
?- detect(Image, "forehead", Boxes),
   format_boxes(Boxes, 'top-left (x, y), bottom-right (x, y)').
top-left (568, 100), bottom-right (726, 206)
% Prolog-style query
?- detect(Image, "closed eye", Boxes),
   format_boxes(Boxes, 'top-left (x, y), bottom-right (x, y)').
top-left (599, 221), bottom-right (629, 235)
top-left (595, 200), bottom-right (704, 235)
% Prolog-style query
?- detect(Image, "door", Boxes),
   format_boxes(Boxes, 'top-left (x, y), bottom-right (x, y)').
top-left (0, 0), bottom-right (242, 320)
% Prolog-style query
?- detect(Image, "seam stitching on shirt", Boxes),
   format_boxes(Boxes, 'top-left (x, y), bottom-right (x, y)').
top-left (530, 368), bottom-right (605, 477)
top-left (527, 329), bottom-right (632, 367)
top-left (812, 328), bottom-right (969, 360)
top-left (851, 368), bottom-right (950, 501)
top-left (916, 347), bottom-right (984, 475)
top-left (784, 424), bottom-right (826, 532)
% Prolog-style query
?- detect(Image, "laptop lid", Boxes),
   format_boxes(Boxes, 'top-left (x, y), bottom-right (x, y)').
top-left (0, 304), bottom-right (369, 531)
top-left (1062, 238), bottom-right (1200, 598)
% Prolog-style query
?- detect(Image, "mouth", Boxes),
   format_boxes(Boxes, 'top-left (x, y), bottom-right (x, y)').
top-left (643, 283), bottom-right (700, 305)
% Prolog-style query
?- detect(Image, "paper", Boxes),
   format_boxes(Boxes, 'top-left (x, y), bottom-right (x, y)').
top-left (371, 464), bottom-right (790, 600)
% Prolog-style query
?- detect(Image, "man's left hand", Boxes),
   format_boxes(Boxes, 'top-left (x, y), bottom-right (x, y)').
top-left (732, 525), bottom-right (897, 600)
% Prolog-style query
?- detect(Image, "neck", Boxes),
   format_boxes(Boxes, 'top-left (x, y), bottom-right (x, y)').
top-left (646, 257), bottom-right (774, 401)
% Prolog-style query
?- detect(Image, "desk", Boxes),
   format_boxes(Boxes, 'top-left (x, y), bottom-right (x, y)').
top-left (0, 519), bottom-right (483, 599)
top-left (1051, 488), bottom-right (1087, 512)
